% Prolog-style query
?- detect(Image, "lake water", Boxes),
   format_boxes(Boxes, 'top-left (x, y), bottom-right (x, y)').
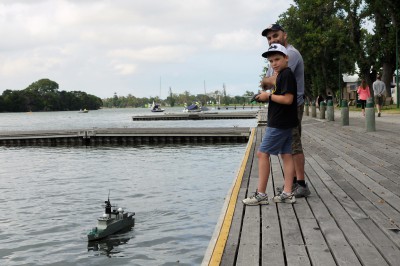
top-left (0, 108), bottom-right (257, 265)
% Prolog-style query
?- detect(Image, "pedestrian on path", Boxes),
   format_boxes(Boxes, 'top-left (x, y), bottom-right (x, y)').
top-left (259, 23), bottom-right (310, 198)
top-left (357, 79), bottom-right (371, 117)
top-left (242, 44), bottom-right (297, 205)
top-left (373, 75), bottom-right (386, 117)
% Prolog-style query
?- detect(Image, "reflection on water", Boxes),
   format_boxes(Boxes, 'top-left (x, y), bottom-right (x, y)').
top-left (87, 226), bottom-right (134, 257)
top-left (0, 143), bottom-right (247, 265)
top-left (0, 109), bottom-right (253, 265)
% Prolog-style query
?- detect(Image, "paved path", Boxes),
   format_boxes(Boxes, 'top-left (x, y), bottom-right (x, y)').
top-left (203, 110), bottom-right (400, 265)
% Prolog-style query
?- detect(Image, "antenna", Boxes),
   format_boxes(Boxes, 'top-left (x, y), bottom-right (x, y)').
top-left (108, 189), bottom-right (111, 202)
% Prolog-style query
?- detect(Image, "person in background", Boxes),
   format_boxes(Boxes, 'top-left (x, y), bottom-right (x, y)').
top-left (242, 44), bottom-right (297, 205)
top-left (316, 94), bottom-right (324, 110)
top-left (259, 23), bottom-right (310, 198)
top-left (357, 79), bottom-right (371, 117)
top-left (372, 75), bottom-right (386, 117)
top-left (326, 92), bottom-right (333, 103)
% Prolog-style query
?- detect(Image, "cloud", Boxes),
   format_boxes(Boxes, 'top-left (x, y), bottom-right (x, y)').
top-left (0, 0), bottom-right (294, 98)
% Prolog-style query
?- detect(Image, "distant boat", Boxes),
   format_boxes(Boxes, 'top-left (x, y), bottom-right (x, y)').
top-left (183, 101), bottom-right (208, 112)
top-left (79, 109), bottom-right (89, 113)
top-left (150, 101), bottom-right (165, 112)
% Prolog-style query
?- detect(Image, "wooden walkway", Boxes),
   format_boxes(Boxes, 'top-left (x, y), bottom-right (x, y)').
top-left (203, 112), bottom-right (400, 265)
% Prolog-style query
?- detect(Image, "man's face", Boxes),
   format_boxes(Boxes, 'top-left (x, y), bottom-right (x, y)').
top-left (266, 30), bottom-right (287, 46)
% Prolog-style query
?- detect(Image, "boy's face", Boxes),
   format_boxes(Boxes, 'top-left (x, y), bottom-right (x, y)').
top-left (266, 30), bottom-right (287, 46)
top-left (267, 53), bottom-right (288, 73)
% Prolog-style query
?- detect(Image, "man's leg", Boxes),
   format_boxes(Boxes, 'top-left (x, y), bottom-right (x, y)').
top-left (293, 152), bottom-right (305, 182)
top-left (292, 104), bottom-right (310, 197)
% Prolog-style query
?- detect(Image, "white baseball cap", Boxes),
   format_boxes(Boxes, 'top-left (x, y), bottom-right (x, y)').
top-left (262, 43), bottom-right (288, 58)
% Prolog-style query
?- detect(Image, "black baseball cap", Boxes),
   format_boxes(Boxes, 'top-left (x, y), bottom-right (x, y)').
top-left (261, 23), bottom-right (285, 37)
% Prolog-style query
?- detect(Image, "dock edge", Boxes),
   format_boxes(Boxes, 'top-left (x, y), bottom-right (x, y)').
top-left (201, 127), bottom-right (256, 266)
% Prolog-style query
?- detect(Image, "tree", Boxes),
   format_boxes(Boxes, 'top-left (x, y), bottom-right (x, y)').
top-left (279, 0), bottom-right (355, 99)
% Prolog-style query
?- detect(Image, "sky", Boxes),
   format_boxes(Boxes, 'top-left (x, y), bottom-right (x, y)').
top-left (0, 0), bottom-right (294, 99)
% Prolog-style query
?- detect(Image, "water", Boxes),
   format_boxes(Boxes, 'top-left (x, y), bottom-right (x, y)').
top-left (0, 108), bottom-right (256, 265)
top-left (0, 107), bottom-right (257, 131)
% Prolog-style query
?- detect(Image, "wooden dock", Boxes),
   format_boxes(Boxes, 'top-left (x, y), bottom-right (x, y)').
top-left (203, 112), bottom-right (400, 265)
top-left (132, 111), bottom-right (258, 121)
top-left (0, 127), bottom-right (251, 146)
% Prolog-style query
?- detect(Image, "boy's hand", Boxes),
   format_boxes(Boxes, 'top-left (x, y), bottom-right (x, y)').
top-left (251, 91), bottom-right (270, 103)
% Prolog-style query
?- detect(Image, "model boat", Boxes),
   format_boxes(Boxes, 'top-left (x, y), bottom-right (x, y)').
top-left (87, 196), bottom-right (135, 241)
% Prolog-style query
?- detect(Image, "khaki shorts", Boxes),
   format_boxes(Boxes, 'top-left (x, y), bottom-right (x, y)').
top-left (374, 95), bottom-right (383, 106)
top-left (292, 104), bottom-right (304, 154)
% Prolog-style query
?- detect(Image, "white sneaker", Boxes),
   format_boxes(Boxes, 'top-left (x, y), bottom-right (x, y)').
top-left (242, 192), bottom-right (269, 206)
top-left (273, 192), bottom-right (296, 204)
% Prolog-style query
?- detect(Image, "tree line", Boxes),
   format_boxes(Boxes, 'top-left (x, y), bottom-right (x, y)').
top-left (278, 0), bottom-right (399, 99)
top-left (102, 88), bottom-right (257, 108)
top-left (0, 79), bottom-right (102, 112)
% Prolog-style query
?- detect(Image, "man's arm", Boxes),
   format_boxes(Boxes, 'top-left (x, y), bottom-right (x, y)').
top-left (260, 74), bottom-right (277, 90)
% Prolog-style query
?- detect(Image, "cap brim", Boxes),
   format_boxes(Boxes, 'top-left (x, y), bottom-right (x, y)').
top-left (261, 29), bottom-right (269, 37)
top-left (262, 51), bottom-right (269, 58)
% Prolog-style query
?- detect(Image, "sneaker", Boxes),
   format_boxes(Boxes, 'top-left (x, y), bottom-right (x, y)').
top-left (276, 183), bottom-right (298, 195)
top-left (273, 192), bottom-right (296, 204)
top-left (293, 183), bottom-right (311, 197)
top-left (378, 112), bottom-right (381, 117)
top-left (242, 191), bottom-right (269, 206)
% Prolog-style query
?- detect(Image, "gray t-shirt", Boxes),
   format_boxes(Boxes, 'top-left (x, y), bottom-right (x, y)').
top-left (373, 80), bottom-right (386, 96)
top-left (266, 44), bottom-right (304, 106)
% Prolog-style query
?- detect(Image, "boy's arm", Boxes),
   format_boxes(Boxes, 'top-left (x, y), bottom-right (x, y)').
top-left (254, 91), bottom-right (294, 105)
top-left (270, 92), bottom-right (294, 105)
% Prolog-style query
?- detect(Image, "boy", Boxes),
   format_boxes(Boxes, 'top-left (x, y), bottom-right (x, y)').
top-left (242, 43), bottom-right (298, 205)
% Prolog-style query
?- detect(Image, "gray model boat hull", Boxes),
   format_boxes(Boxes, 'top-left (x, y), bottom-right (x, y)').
top-left (88, 216), bottom-right (135, 241)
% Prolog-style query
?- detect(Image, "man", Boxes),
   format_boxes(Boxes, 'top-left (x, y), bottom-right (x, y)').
top-left (372, 75), bottom-right (386, 117)
top-left (260, 23), bottom-right (310, 197)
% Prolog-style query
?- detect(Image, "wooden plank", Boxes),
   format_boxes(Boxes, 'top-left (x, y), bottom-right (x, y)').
top-left (306, 156), bottom-right (388, 266)
top-left (299, 218), bottom-right (336, 266)
top-left (235, 127), bottom-right (263, 265)
top-left (304, 161), bottom-right (363, 266)
top-left (220, 128), bottom-right (259, 265)
top-left (261, 155), bottom-right (285, 265)
top-left (356, 218), bottom-right (400, 266)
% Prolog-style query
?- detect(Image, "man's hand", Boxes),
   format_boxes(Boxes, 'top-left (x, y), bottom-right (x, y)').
top-left (260, 72), bottom-right (278, 90)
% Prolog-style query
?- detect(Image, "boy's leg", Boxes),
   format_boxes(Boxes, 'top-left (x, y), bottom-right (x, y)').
top-left (273, 154), bottom-right (296, 204)
top-left (242, 151), bottom-right (270, 206)
top-left (281, 153), bottom-right (295, 193)
top-left (257, 151), bottom-right (270, 193)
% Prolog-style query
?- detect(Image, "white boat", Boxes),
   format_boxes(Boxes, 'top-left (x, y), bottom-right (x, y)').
top-left (79, 109), bottom-right (89, 113)
top-left (87, 196), bottom-right (135, 241)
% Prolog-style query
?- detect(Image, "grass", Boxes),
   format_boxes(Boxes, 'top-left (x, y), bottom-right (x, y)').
top-left (346, 104), bottom-right (400, 114)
